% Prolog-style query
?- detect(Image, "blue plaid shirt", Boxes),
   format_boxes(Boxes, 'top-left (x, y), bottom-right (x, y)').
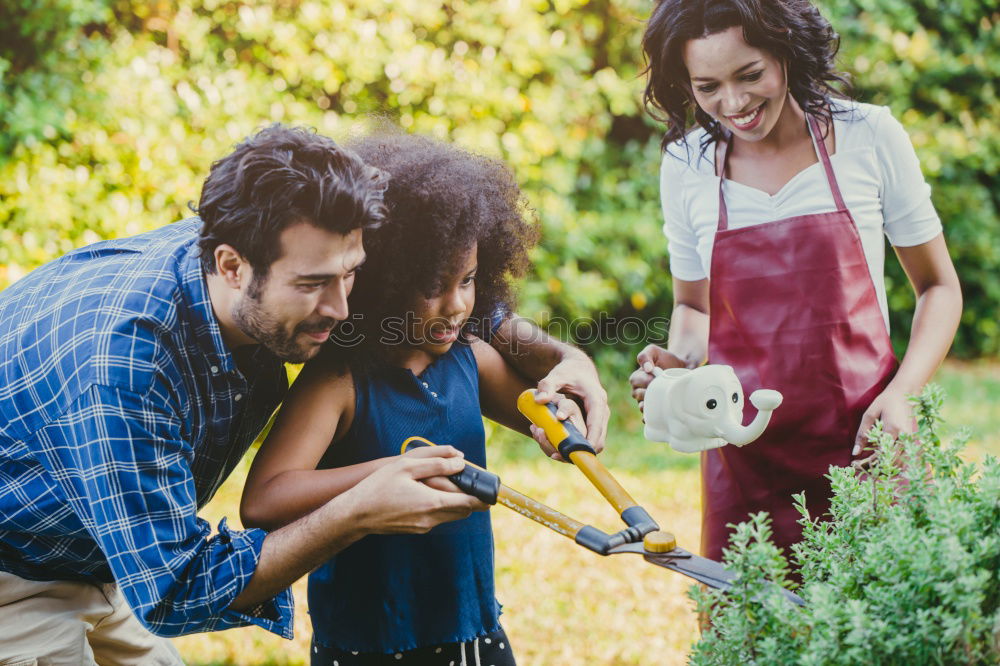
top-left (0, 219), bottom-right (294, 638)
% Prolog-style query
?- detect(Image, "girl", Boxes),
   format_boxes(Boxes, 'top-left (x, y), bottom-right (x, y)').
top-left (241, 131), bottom-right (584, 665)
top-left (629, 0), bottom-right (962, 561)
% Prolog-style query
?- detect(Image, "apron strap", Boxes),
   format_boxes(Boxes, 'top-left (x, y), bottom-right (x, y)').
top-left (716, 135), bottom-right (734, 231)
top-left (716, 112), bottom-right (847, 233)
top-left (806, 114), bottom-right (847, 211)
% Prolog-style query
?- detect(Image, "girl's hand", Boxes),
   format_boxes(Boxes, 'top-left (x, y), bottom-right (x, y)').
top-left (346, 446), bottom-right (487, 534)
top-left (534, 355), bottom-right (610, 450)
top-left (399, 449), bottom-right (464, 494)
top-left (529, 394), bottom-right (594, 462)
top-left (852, 387), bottom-right (916, 462)
top-left (629, 344), bottom-right (685, 412)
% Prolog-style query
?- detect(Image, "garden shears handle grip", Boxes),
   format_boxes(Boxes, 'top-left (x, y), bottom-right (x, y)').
top-left (516, 390), bottom-right (648, 519)
top-left (400, 437), bottom-right (500, 504)
top-left (515, 389), bottom-right (596, 458)
top-left (400, 436), bottom-right (588, 538)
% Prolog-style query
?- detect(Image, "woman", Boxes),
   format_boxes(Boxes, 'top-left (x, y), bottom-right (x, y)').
top-left (629, 0), bottom-right (961, 561)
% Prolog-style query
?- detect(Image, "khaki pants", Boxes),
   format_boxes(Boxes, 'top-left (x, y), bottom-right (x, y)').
top-left (0, 571), bottom-right (184, 666)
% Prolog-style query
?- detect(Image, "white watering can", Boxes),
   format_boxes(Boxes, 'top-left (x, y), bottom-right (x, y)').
top-left (643, 364), bottom-right (783, 453)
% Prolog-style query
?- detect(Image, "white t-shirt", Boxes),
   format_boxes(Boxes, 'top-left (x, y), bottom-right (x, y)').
top-left (660, 100), bottom-right (942, 330)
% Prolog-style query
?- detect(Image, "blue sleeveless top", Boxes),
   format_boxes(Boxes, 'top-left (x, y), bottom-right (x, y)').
top-left (307, 341), bottom-right (501, 653)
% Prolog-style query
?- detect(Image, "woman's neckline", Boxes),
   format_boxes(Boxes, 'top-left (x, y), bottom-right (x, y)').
top-left (716, 111), bottom-right (838, 199)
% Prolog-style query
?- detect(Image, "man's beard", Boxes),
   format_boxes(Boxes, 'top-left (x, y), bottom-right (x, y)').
top-left (232, 285), bottom-right (336, 363)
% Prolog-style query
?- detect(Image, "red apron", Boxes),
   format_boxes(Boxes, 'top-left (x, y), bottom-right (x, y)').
top-left (701, 115), bottom-right (897, 560)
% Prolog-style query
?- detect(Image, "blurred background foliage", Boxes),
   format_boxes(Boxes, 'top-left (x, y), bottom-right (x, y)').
top-left (2, 3), bottom-right (998, 663)
top-left (1, 0), bottom-right (998, 368)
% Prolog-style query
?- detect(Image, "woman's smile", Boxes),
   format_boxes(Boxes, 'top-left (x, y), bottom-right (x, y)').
top-left (726, 102), bottom-right (765, 131)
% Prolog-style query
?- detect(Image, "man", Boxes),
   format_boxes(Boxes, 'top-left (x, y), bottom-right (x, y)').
top-left (0, 124), bottom-right (608, 663)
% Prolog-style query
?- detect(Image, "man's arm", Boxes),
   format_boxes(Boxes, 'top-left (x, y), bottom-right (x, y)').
top-left (231, 447), bottom-right (481, 610)
top-left (489, 315), bottom-right (610, 448)
top-left (34, 384), bottom-right (482, 638)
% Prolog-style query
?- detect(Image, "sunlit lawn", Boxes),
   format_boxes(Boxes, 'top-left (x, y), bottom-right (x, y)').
top-left (174, 361), bottom-right (999, 665)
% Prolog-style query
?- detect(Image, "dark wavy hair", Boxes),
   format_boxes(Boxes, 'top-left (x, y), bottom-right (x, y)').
top-left (641, 0), bottom-right (851, 152)
top-left (320, 130), bottom-right (538, 372)
top-left (195, 123), bottom-right (388, 277)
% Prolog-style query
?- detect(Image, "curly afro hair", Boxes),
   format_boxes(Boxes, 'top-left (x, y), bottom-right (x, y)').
top-left (320, 130), bottom-right (539, 371)
top-left (641, 0), bottom-right (851, 153)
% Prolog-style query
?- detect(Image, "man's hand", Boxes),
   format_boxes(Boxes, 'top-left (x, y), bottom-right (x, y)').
top-left (344, 446), bottom-right (488, 534)
top-left (629, 344), bottom-right (686, 411)
top-left (528, 394), bottom-right (592, 462)
top-left (534, 354), bottom-right (610, 450)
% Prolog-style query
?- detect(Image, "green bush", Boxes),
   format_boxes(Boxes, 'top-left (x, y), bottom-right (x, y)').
top-left (0, 0), bottom-right (111, 155)
top-left (690, 385), bottom-right (1000, 665)
top-left (0, 0), bottom-right (996, 358)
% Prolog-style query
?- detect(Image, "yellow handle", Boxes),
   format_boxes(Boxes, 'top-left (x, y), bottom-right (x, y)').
top-left (516, 390), bottom-right (571, 448)
top-left (401, 436), bottom-right (490, 472)
top-left (517, 389), bottom-right (640, 514)
top-left (567, 451), bottom-right (639, 514)
top-left (401, 435), bottom-right (438, 454)
top-left (496, 486), bottom-right (586, 538)
top-left (401, 435), bottom-right (586, 539)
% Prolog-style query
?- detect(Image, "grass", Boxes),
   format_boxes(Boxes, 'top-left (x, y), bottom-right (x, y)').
top-left (173, 360), bottom-right (999, 665)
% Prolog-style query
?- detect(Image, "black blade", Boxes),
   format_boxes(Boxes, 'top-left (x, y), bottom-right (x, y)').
top-left (608, 543), bottom-right (805, 606)
top-left (645, 548), bottom-right (736, 591)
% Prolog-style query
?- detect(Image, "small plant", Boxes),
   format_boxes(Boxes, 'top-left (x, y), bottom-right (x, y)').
top-left (690, 385), bottom-right (1000, 665)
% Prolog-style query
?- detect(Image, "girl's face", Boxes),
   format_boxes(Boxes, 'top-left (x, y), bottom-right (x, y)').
top-left (408, 243), bottom-right (478, 357)
top-left (683, 26), bottom-right (788, 142)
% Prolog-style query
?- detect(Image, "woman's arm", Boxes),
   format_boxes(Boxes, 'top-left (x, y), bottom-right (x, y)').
top-left (240, 363), bottom-right (393, 531)
top-left (470, 337), bottom-right (591, 459)
top-left (629, 277), bottom-right (710, 408)
top-left (852, 233), bottom-right (962, 455)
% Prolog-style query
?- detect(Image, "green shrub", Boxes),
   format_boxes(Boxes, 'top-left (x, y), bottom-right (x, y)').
top-left (690, 385), bottom-right (1000, 665)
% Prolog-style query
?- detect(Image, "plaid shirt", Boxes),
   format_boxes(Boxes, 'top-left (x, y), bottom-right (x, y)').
top-left (0, 219), bottom-right (293, 638)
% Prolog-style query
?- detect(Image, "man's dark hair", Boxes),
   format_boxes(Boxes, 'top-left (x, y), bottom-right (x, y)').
top-left (641, 0), bottom-right (851, 153)
top-left (320, 130), bottom-right (538, 371)
top-left (196, 123), bottom-right (388, 277)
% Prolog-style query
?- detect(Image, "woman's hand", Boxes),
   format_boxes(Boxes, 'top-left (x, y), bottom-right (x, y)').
top-left (629, 344), bottom-right (686, 412)
top-left (529, 394), bottom-right (593, 462)
top-left (852, 387), bottom-right (916, 463)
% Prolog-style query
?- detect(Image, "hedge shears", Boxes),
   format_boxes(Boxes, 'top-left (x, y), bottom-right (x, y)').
top-left (402, 389), bottom-right (805, 605)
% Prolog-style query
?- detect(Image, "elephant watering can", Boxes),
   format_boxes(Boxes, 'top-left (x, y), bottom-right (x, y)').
top-left (643, 365), bottom-right (783, 453)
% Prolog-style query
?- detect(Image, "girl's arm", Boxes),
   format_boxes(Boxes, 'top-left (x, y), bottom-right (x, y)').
top-left (240, 363), bottom-right (394, 531)
top-left (629, 277), bottom-right (710, 408)
top-left (470, 337), bottom-right (591, 459)
top-left (852, 233), bottom-right (962, 455)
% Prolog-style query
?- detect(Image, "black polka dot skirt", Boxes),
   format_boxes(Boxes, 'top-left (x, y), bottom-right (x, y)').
top-left (310, 626), bottom-right (516, 666)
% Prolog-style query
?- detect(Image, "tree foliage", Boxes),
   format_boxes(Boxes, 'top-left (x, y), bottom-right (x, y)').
top-left (823, 0), bottom-right (1000, 357)
top-left (0, 0), bottom-right (111, 154)
top-left (0, 0), bottom-right (996, 358)
top-left (690, 385), bottom-right (1000, 665)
